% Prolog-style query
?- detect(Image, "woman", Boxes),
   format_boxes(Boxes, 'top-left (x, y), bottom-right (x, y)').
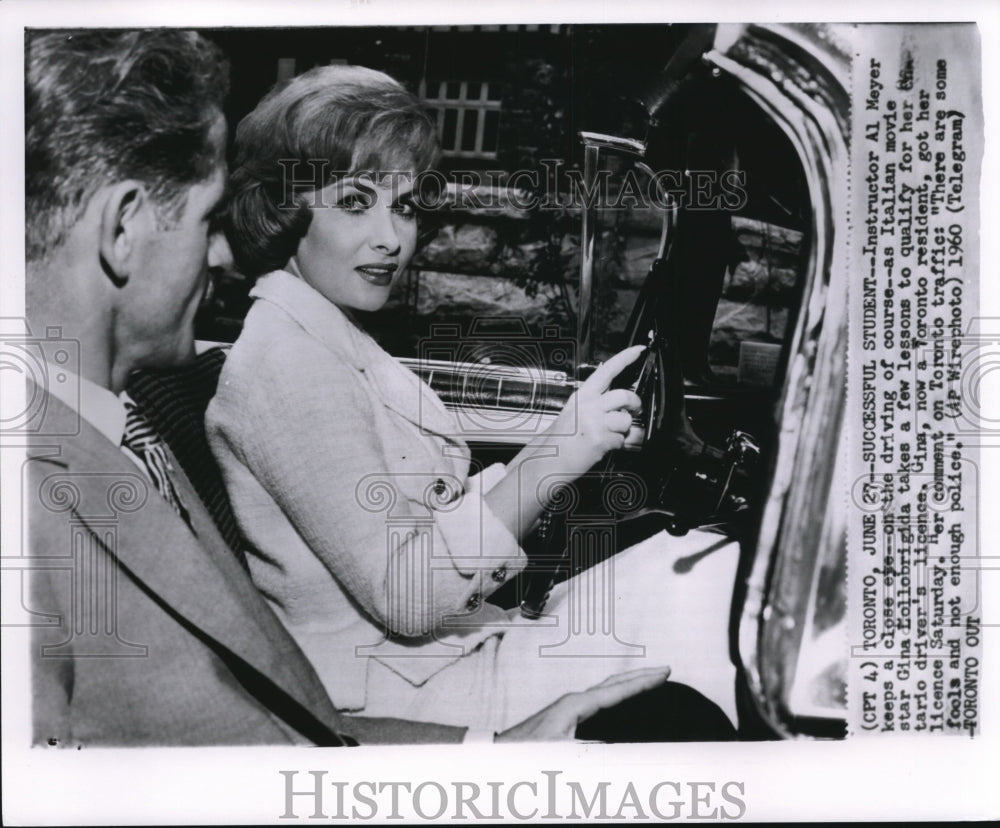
top-left (207, 65), bottom-right (739, 733)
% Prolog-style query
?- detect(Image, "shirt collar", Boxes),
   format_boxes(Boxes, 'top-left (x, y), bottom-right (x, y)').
top-left (43, 362), bottom-right (127, 448)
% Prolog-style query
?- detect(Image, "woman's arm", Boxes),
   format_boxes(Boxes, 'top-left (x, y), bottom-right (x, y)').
top-left (484, 346), bottom-right (645, 538)
top-left (208, 327), bottom-right (526, 637)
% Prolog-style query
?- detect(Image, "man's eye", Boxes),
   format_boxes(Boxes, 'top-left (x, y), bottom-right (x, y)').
top-left (205, 202), bottom-right (227, 233)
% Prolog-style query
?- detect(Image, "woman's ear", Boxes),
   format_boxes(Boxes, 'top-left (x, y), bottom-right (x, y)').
top-left (97, 181), bottom-right (147, 287)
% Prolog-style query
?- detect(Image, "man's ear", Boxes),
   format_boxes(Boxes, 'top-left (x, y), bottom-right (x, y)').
top-left (97, 180), bottom-right (148, 287)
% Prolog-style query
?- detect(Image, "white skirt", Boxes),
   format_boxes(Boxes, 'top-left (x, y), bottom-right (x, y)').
top-left (356, 528), bottom-right (741, 733)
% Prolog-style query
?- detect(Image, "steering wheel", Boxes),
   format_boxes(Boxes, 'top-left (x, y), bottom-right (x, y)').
top-left (518, 264), bottom-right (758, 618)
top-left (519, 318), bottom-right (673, 618)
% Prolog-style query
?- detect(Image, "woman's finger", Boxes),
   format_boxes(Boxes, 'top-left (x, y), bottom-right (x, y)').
top-left (600, 431), bottom-right (627, 453)
top-left (579, 345), bottom-right (646, 396)
top-left (605, 409), bottom-right (634, 434)
top-left (601, 388), bottom-right (643, 413)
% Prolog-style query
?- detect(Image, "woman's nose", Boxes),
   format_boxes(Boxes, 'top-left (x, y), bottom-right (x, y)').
top-left (367, 202), bottom-right (402, 255)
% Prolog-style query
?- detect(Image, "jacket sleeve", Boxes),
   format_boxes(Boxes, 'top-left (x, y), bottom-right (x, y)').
top-left (208, 330), bottom-right (526, 637)
top-left (25, 467), bottom-right (76, 747)
top-left (28, 567), bottom-right (75, 746)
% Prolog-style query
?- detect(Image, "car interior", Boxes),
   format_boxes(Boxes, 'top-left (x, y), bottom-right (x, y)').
top-left (127, 22), bottom-right (851, 740)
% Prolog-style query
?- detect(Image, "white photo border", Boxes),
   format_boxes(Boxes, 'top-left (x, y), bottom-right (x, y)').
top-left (2, 1), bottom-right (998, 823)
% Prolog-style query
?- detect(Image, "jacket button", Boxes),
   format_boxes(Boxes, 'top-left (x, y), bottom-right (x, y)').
top-left (491, 566), bottom-right (507, 583)
top-left (433, 478), bottom-right (447, 496)
top-left (465, 593), bottom-right (482, 611)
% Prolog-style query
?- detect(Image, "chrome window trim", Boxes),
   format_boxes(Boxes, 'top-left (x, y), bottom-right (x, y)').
top-left (704, 24), bottom-right (851, 736)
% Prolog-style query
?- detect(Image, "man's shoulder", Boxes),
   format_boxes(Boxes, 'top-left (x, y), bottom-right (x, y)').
top-left (24, 387), bottom-right (139, 496)
top-left (23, 385), bottom-right (189, 551)
top-left (24, 382), bottom-right (86, 451)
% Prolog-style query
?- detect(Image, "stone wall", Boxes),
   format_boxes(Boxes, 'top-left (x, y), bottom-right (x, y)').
top-left (198, 203), bottom-right (805, 389)
top-left (710, 217), bottom-right (804, 380)
top-left (380, 207), bottom-right (805, 384)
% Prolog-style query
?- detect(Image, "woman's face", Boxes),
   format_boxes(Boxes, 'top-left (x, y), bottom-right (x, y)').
top-left (289, 172), bottom-right (418, 312)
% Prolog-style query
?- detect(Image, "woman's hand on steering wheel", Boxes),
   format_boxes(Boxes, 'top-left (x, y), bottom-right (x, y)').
top-left (541, 344), bottom-right (645, 478)
top-left (485, 345), bottom-right (645, 540)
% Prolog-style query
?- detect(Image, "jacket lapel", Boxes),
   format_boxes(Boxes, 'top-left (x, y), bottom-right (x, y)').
top-left (252, 270), bottom-right (466, 445)
top-left (356, 333), bottom-right (469, 446)
top-left (31, 392), bottom-right (342, 738)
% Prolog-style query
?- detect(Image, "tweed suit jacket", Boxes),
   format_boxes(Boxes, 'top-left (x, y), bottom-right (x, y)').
top-left (206, 270), bottom-right (528, 711)
top-left (26, 387), bottom-right (464, 746)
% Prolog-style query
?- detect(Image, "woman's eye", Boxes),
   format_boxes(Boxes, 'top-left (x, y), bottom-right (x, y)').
top-left (338, 193), bottom-right (371, 212)
top-left (391, 200), bottom-right (417, 219)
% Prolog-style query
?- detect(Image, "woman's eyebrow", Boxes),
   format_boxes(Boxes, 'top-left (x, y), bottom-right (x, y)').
top-left (326, 177), bottom-right (366, 197)
top-left (335, 175), bottom-right (415, 199)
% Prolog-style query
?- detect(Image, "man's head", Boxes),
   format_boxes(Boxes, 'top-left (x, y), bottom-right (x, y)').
top-left (25, 30), bottom-right (231, 385)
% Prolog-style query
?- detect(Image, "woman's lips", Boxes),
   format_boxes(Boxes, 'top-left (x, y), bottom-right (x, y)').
top-left (355, 264), bottom-right (397, 286)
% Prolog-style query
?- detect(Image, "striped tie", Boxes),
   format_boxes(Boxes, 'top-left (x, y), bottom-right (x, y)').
top-left (120, 392), bottom-right (193, 531)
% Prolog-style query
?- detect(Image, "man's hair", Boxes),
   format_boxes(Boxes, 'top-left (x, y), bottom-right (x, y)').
top-left (25, 29), bottom-right (230, 263)
top-left (225, 64), bottom-right (440, 277)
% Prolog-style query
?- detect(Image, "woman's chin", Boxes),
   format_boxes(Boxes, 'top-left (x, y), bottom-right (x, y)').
top-left (344, 291), bottom-right (393, 314)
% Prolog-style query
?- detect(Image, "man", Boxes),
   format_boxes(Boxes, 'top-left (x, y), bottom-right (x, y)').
top-left (23, 28), bottom-right (669, 746)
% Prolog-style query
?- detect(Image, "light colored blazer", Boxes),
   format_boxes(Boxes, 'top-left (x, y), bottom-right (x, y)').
top-left (206, 270), bottom-right (527, 711)
top-left (27, 389), bottom-right (463, 746)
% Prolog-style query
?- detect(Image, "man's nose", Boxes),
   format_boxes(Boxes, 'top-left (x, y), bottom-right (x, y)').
top-left (207, 231), bottom-right (233, 271)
